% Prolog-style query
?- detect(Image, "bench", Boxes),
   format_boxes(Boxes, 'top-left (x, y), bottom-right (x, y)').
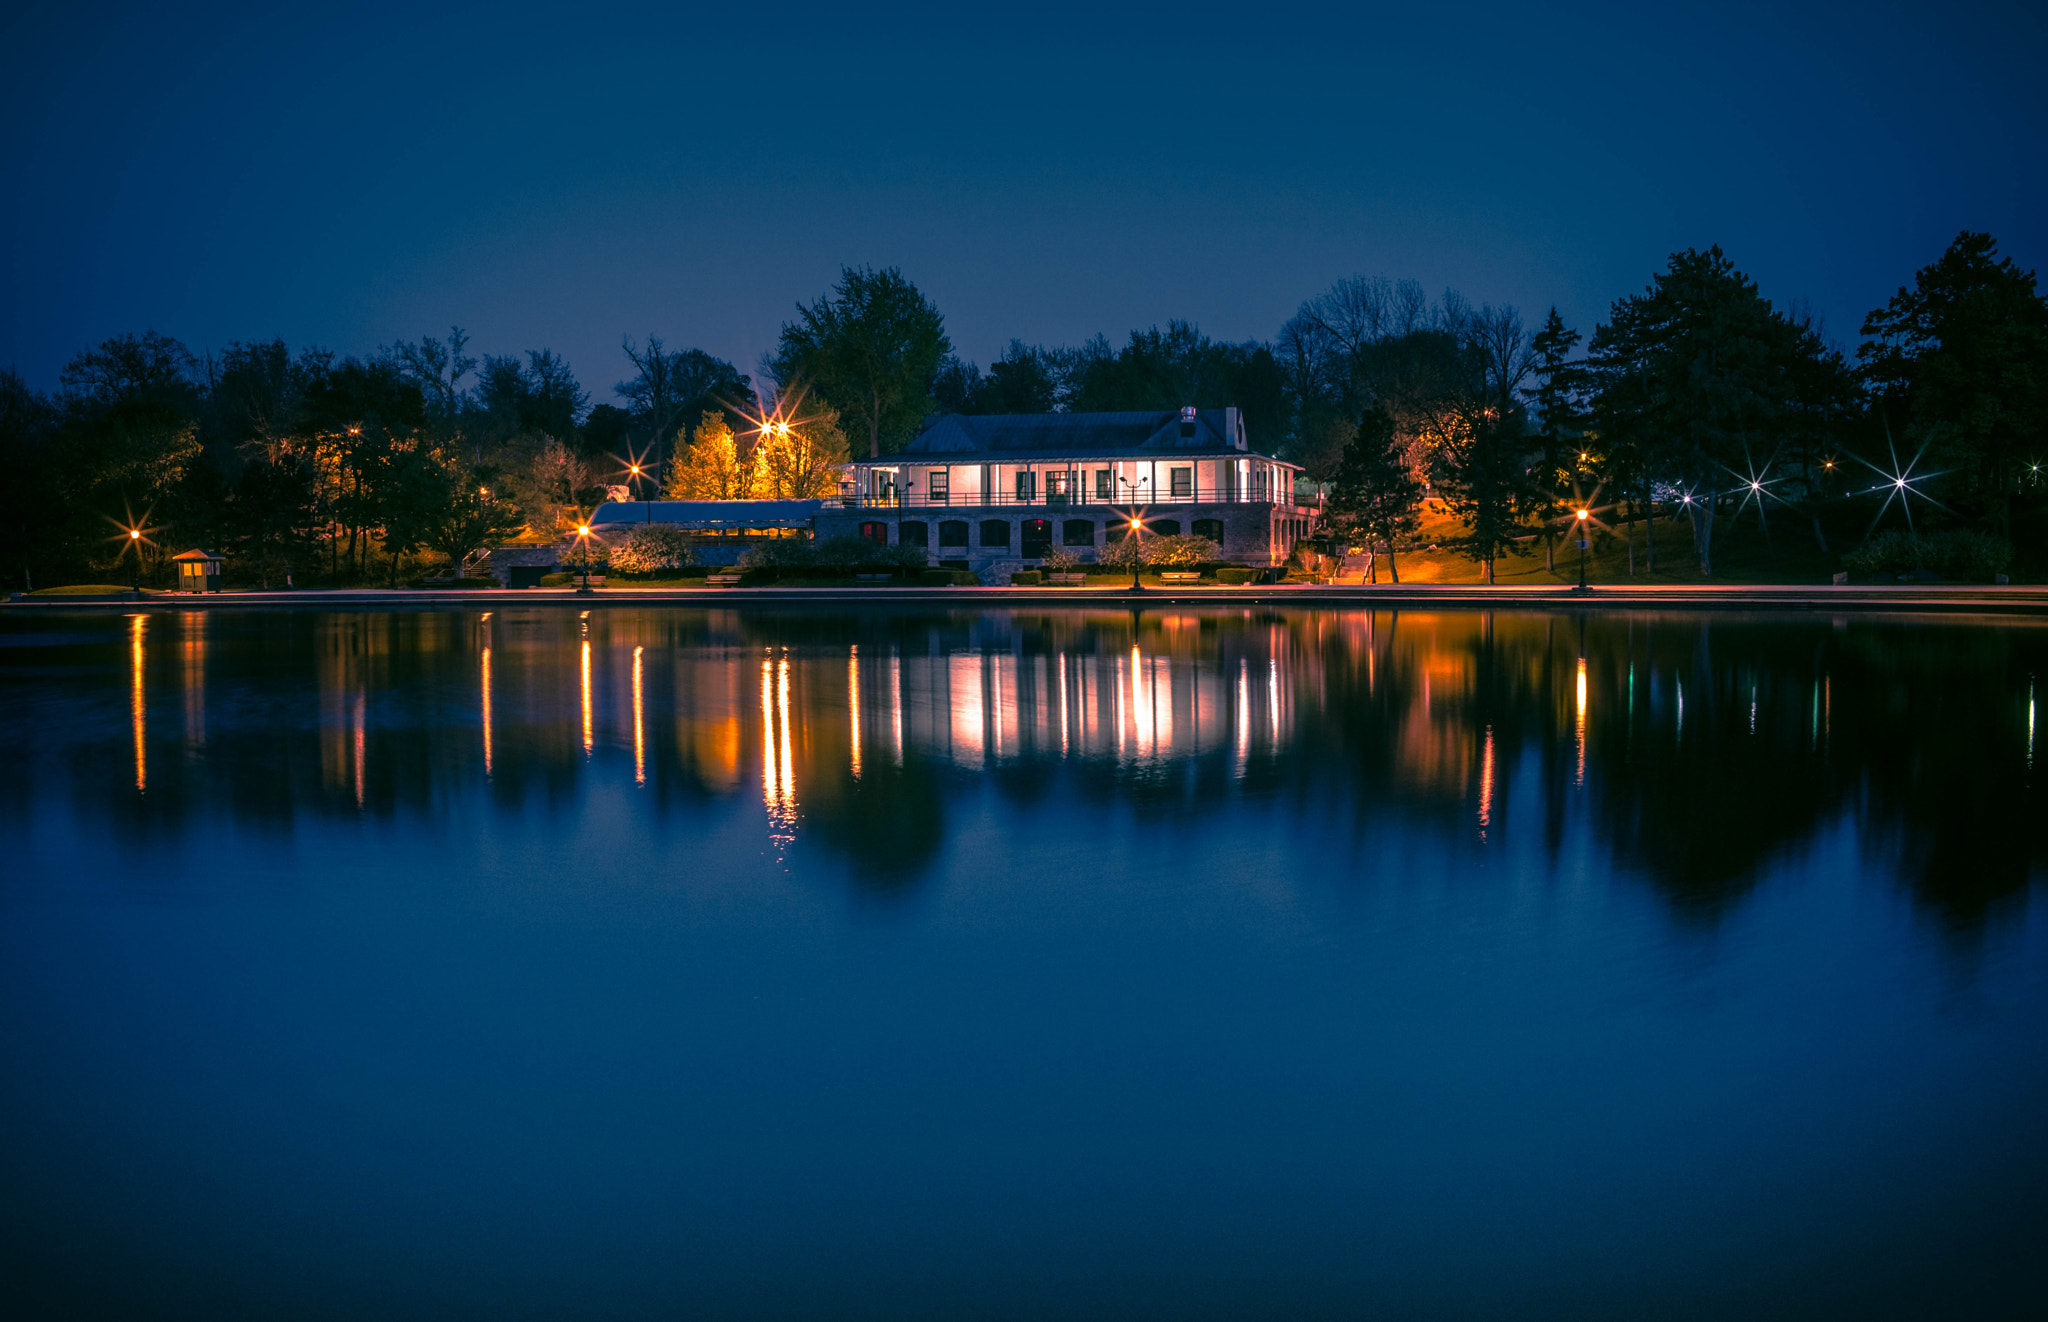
top-left (706, 573), bottom-right (742, 587)
top-left (1157, 571), bottom-right (1203, 584)
top-left (1046, 573), bottom-right (1086, 586)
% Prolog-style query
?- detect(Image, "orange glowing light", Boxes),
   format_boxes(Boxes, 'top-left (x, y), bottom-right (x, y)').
top-left (1575, 509), bottom-right (1589, 521)
top-left (577, 525), bottom-right (590, 537)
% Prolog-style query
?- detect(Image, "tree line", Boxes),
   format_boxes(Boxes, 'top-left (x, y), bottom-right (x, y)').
top-left (2, 231), bottom-right (2041, 586)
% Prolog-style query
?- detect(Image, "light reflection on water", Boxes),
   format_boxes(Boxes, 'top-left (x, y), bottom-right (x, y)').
top-left (2, 605), bottom-right (2047, 1320)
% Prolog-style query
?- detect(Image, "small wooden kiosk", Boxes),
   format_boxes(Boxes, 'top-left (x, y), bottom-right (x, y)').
top-left (171, 548), bottom-right (226, 593)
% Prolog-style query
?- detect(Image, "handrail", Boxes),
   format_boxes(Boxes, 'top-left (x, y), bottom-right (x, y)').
top-left (838, 487), bottom-right (1306, 510)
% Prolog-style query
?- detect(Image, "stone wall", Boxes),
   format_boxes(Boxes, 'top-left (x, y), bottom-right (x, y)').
top-left (813, 501), bottom-right (1312, 571)
top-left (483, 545), bottom-right (562, 586)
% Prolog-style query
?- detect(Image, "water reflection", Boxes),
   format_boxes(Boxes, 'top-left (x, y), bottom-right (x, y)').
top-left (7, 605), bottom-right (2043, 926)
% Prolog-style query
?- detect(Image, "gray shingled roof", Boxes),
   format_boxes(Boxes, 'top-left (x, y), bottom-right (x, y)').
top-left (898, 408), bottom-right (1256, 461)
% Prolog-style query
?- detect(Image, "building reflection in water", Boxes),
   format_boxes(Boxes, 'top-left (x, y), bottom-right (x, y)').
top-left (34, 605), bottom-right (2046, 928)
top-left (181, 611), bottom-right (205, 759)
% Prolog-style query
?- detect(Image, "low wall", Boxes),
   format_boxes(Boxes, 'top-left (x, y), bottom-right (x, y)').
top-left (483, 546), bottom-right (561, 586)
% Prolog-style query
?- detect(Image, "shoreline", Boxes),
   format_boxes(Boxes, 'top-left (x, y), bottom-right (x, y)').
top-left (9, 583), bottom-right (2048, 613)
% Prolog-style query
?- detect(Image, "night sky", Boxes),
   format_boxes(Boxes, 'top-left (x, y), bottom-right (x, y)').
top-left (4, 0), bottom-right (2043, 395)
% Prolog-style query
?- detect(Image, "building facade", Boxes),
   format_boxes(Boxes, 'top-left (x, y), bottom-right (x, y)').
top-left (812, 407), bottom-right (1314, 579)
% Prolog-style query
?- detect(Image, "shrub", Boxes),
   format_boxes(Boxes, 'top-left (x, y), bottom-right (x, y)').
top-left (1010, 570), bottom-right (1043, 586)
top-left (738, 539), bottom-right (815, 571)
top-left (538, 572), bottom-right (574, 587)
top-left (1040, 546), bottom-right (1080, 570)
top-left (807, 536), bottom-right (929, 573)
top-left (1099, 535), bottom-right (1145, 570)
top-left (1842, 529), bottom-right (2014, 581)
top-left (1215, 567), bottom-right (1260, 584)
top-left (609, 525), bottom-right (696, 574)
top-left (1147, 534), bottom-right (1222, 567)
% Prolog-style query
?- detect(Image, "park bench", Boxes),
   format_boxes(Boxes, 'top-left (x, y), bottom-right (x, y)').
top-left (1046, 573), bottom-right (1086, 586)
top-left (706, 573), bottom-right (742, 587)
top-left (1157, 571), bottom-right (1203, 584)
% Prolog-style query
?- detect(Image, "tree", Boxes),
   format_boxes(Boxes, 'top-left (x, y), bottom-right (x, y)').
top-left (617, 337), bottom-right (749, 478)
top-left (1527, 308), bottom-right (1585, 571)
top-left (475, 349), bottom-right (588, 447)
top-left (368, 440), bottom-right (452, 586)
top-left (1587, 247), bottom-right (1851, 575)
top-left (774, 266), bottom-right (951, 458)
top-left (385, 327), bottom-right (475, 449)
top-left (665, 410), bottom-right (756, 500)
top-left (1861, 231), bottom-right (2048, 539)
top-left (1325, 404), bottom-right (1422, 582)
top-left (752, 403), bottom-right (850, 499)
top-left (231, 451), bottom-right (319, 587)
top-left (422, 480), bottom-right (523, 575)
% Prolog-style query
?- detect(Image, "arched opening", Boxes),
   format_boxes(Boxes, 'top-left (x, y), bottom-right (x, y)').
top-left (1062, 519), bottom-right (1095, 546)
top-left (1022, 519), bottom-right (1052, 558)
top-left (938, 521), bottom-right (969, 548)
top-left (980, 520), bottom-right (1011, 548)
top-left (858, 521), bottom-right (889, 544)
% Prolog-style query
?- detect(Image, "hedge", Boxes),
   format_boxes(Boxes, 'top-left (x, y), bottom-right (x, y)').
top-left (1214, 567), bottom-right (1260, 584)
top-left (1010, 570), bottom-right (1043, 586)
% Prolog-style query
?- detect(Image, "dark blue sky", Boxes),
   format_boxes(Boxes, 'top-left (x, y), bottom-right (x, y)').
top-left (4, 0), bottom-right (2042, 399)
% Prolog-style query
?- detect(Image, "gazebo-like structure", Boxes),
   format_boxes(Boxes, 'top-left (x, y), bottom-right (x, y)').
top-left (171, 548), bottom-right (225, 593)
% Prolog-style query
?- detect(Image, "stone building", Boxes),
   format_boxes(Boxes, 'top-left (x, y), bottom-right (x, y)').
top-left (813, 407), bottom-right (1313, 581)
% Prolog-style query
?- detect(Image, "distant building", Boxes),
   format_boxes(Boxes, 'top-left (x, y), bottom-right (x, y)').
top-left (814, 407), bottom-right (1313, 575)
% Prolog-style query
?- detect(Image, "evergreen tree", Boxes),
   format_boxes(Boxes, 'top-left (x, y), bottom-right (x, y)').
top-left (1325, 405), bottom-right (1422, 583)
top-left (1861, 231), bottom-right (2048, 539)
top-left (1526, 308), bottom-right (1584, 571)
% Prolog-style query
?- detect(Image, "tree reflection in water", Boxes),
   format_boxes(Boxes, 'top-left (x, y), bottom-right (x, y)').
top-left (4, 606), bottom-right (2041, 926)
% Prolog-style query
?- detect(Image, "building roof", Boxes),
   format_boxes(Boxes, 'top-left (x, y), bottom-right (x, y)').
top-left (588, 500), bottom-right (823, 529)
top-left (874, 407), bottom-right (1284, 464)
top-left (170, 548), bottom-right (226, 562)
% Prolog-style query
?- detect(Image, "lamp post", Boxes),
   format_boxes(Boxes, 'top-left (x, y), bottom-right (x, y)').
top-left (576, 524), bottom-right (593, 594)
top-left (1575, 508), bottom-right (1590, 592)
top-left (127, 527), bottom-right (143, 598)
top-left (1117, 476), bottom-right (1149, 592)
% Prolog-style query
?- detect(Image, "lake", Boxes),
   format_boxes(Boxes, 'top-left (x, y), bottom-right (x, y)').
top-left (2, 604), bottom-right (2044, 1319)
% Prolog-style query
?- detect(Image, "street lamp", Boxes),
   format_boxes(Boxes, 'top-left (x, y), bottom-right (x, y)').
top-left (576, 524), bottom-right (593, 594)
top-left (126, 527), bottom-right (143, 598)
top-left (1575, 508), bottom-right (1590, 592)
top-left (1117, 475), bottom-right (1150, 592)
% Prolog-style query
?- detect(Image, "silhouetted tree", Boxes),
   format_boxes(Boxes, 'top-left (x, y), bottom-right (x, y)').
top-left (774, 265), bottom-right (951, 458)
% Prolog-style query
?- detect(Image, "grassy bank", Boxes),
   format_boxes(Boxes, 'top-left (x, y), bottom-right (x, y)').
top-left (1378, 507), bottom-right (1926, 586)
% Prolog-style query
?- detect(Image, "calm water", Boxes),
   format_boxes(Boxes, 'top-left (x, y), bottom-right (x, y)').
top-left (3, 605), bottom-right (2045, 1320)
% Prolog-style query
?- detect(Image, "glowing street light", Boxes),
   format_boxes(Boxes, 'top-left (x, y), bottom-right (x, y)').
top-left (1575, 507), bottom-right (1591, 592)
top-left (575, 523), bottom-right (594, 594)
top-left (1117, 475), bottom-right (1150, 592)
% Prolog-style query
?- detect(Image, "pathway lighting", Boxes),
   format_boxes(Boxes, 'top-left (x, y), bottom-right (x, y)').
top-left (1117, 475), bottom-right (1150, 592)
top-left (576, 524), bottom-right (594, 594)
top-left (1575, 508), bottom-right (1591, 592)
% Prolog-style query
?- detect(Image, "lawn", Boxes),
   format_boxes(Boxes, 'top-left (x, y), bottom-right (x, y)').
top-left (1376, 505), bottom-right (1858, 586)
